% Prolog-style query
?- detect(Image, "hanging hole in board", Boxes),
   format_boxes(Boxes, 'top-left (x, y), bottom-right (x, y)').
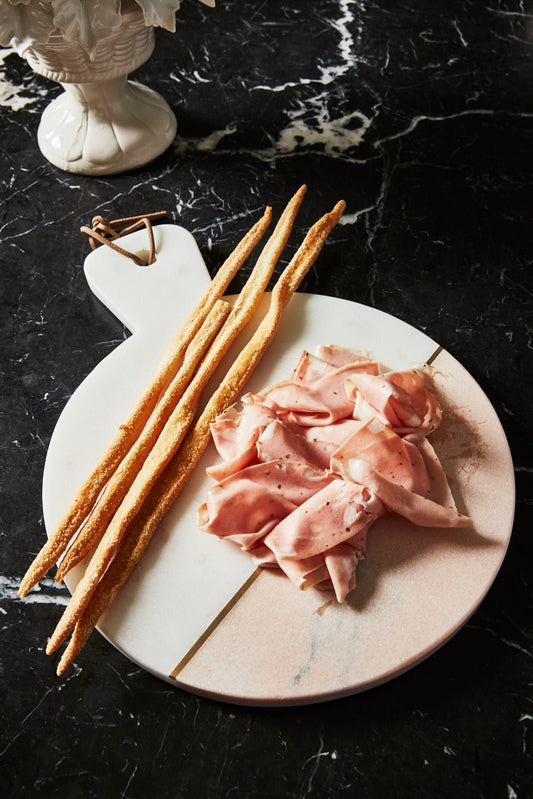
top-left (135, 249), bottom-right (153, 266)
top-left (80, 211), bottom-right (167, 266)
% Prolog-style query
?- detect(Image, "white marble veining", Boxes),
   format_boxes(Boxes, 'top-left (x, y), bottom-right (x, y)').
top-left (0, 575), bottom-right (67, 607)
top-left (0, 0), bottom-right (530, 796)
top-left (0, 48), bottom-right (45, 110)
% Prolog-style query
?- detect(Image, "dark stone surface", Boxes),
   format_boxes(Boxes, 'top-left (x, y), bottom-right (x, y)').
top-left (1, 1), bottom-right (531, 797)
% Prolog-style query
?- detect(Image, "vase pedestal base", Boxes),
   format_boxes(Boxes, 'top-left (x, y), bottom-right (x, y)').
top-left (37, 77), bottom-right (177, 175)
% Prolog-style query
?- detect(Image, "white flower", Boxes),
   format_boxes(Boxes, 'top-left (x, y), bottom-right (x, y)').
top-left (0, 0), bottom-right (215, 55)
top-left (131, 0), bottom-right (215, 33)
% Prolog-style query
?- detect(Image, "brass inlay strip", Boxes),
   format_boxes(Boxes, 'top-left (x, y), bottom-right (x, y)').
top-left (169, 567), bottom-right (263, 679)
top-left (426, 344), bottom-right (443, 365)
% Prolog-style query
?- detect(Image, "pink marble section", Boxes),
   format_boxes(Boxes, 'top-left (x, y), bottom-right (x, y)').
top-left (176, 348), bottom-right (514, 705)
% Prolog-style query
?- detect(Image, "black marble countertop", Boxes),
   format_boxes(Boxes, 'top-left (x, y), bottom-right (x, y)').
top-left (1, 1), bottom-right (532, 797)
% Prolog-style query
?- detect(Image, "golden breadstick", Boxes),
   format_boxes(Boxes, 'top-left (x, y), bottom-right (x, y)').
top-left (19, 206), bottom-right (272, 598)
top-left (47, 186), bottom-right (308, 654)
top-left (54, 199), bottom-right (345, 675)
top-left (55, 298), bottom-right (232, 582)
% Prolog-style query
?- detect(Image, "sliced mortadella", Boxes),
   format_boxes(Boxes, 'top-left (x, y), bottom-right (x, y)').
top-left (257, 418), bottom-right (366, 471)
top-left (381, 365), bottom-right (443, 434)
top-left (302, 418), bottom-right (364, 450)
top-left (346, 366), bottom-right (442, 434)
top-left (324, 543), bottom-right (360, 602)
top-left (256, 418), bottom-right (362, 471)
top-left (403, 432), bottom-right (457, 507)
top-left (345, 373), bottom-right (409, 428)
top-left (206, 443), bottom-right (258, 482)
top-left (345, 521), bottom-right (370, 556)
top-left (198, 460), bottom-right (335, 550)
top-left (263, 361), bottom-right (381, 427)
top-left (249, 542), bottom-right (278, 567)
top-left (277, 536), bottom-right (368, 602)
top-left (275, 533), bottom-right (368, 602)
top-left (262, 380), bottom-right (351, 426)
top-left (209, 405), bottom-right (241, 460)
top-left (199, 346), bottom-right (468, 605)
top-left (264, 478), bottom-right (385, 560)
top-left (331, 417), bottom-right (432, 495)
top-left (290, 350), bottom-right (335, 386)
top-left (209, 400), bottom-right (277, 460)
top-left (291, 347), bottom-right (380, 386)
top-left (259, 521), bottom-right (370, 601)
top-left (316, 344), bottom-right (377, 369)
top-left (257, 419), bottom-right (333, 471)
top-left (346, 459), bottom-right (472, 528)
top-left (207, 400), bottom-right (277, 479)
top-left (277, 553), bottom-right (329, 591)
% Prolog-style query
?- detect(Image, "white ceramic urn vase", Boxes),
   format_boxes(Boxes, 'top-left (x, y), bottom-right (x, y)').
top-left (20, 4), bottom-right (177, 175)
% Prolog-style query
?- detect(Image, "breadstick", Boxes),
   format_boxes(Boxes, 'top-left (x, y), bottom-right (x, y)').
top-left (19, 206), bottom-right (272, 598)
top-left (47, 186), bottom-right (308, 655)
top-left (55, 298), bottom-right (232, 582)
top-left (54, 199), bottom-right (346, 675)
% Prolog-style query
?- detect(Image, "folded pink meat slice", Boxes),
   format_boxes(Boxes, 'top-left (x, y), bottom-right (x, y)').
top-left (346, 366), bottom-right (443, 434)
top-left (383, 366), bottom-right (443, 434)
top-left (257, 418), bottom-right (363, 471)
top-left (345, 459), bottom-right (472, 528)
top-left (279, 536), bottom-right (369, 602)
top-left (252, 518), bottom-right (372, 603)
top-left (331, 417), bottom-right (433, 496)
top-left (302, 418), bottom-right (363, 449)
top-left (404, 432), bottom-right (457, 507)
top-left (257, 419), bottom-right (333, 471)
top-left (291, 348), bottom-right (379, 386)
top-left (324, 543), bottom-right (360, 602)
top-left (198, 460), bottom-right (334, 550)
top-left (251, 538), bottom-right (365, 605)
top-left (206, 445), bottom-right (258, 482)
top-left (264, 478), bottom-right (385, 560)
top-left (209, 401), bottom-right (276, 460)
top-left (263, 361), bottom-right (381, 427)
top-left (277, 553), bottom-right (329, 589)
top-left (290, 350), bottom-right (336, 386)
top-left (207, 400), bottom-right (277, 480)
top-left (316, 344), bottom-right (376, 369)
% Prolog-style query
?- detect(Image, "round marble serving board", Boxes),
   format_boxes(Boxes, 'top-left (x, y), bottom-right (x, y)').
top-left (42, 225), bottom-right (515, 705)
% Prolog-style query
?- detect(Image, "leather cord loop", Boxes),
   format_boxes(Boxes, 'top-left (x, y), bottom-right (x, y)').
top-left (80, 211), bottom-right (167, 266)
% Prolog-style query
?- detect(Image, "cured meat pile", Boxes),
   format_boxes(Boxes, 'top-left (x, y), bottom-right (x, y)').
top-left (198, 345), bottom-right (472, 603)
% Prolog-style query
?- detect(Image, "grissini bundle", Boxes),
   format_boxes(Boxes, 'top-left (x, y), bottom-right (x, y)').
top-left (55, 187), bottom-right (308, 582)
top-left (53, 198), bottom-right (346, 675)
top-left (46, 186), bottom-right (308, 654)
top-left (18, 204), bottom-right (273, 598)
